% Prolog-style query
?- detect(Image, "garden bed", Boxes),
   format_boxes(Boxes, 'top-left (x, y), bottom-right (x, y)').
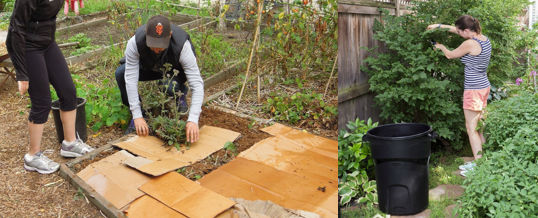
top-left (59, 106), bottom-right (272, 217)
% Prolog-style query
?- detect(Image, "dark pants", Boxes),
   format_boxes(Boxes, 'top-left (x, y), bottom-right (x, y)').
top-left (25, 42), bottom-right (76, 124)
top-left (114, 64), bottom-right (188, 108)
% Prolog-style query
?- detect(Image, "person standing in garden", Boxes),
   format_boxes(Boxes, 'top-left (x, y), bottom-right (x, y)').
top-left (114, 15), bottom-right (204, 143)
top-left (6, 0), bottom-right (94, 174)
top-left (427, 15), bottom-right (491, 176)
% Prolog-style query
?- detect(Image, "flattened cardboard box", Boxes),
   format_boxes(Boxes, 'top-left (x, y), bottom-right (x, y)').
top-left (76, 150), bottom-right (151, 210)
top-left (139, 172), bottom-right (236, 218)
top-left (114, 125), bottom-right (241, 176)
top-left (199, 124), bottom-right (338, 217)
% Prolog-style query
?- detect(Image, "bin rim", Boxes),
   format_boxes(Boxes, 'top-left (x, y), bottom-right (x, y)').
top-left (365, 123), bottom-right (432, 141)
top-left (51, 97), bottom-right (86, 110)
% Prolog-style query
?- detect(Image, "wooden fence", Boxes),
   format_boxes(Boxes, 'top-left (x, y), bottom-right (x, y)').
top-left (337, 0), bottom-right (412, 131)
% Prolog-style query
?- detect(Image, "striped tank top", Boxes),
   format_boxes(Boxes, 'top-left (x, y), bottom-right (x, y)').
top-left (460, 37), bottom-right (491, 90)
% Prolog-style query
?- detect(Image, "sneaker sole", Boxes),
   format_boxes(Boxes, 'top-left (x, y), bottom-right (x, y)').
top-left (24, 163), bottom-right (59, 174)
top-left (60, 149), bottom-right (83, 158)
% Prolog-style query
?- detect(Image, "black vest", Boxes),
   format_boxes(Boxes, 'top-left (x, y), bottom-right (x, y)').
top-left (134, 24), bottom-right (195, 79)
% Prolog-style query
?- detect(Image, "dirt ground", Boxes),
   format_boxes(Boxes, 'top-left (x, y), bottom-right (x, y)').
top-left (0, 78), bottom-right (275, 216)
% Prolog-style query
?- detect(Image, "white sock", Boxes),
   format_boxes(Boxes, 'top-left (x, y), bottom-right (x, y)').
top-left (24, 153), bottom-right (36, 161)
top-left (63, 140), bottom-right (76, 146)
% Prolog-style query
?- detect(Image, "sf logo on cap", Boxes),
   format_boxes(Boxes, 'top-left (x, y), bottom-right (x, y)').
top-left (156, 23), bottom-right (163, 36)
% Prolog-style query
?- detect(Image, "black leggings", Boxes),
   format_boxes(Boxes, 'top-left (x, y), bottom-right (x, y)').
top-left (25, 42), bottom-right (76, 124)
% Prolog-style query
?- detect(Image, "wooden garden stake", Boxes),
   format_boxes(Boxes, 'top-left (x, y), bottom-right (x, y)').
top-left (236, 0), bottom-right (263, 109)
top-left (324, 54), bottom-right (338, 98)
top-left (256, 29), bottom-right (262, 104)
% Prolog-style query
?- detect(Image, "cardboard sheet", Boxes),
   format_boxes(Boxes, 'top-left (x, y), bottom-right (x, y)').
top-left (139, 172), bottom-right (236, 218)
top-left (261, 123), bottom-right (338, 158)
top-left (125, 195), bottom-right (187, 218)
top-left (76, 150), bottom-right (151, 210)
top-left (113, 126), bottom-right (241, 176)
top-left (238, 136), bottom-right (337, 182)
top-left (199, 124), bottom-right (338, 218)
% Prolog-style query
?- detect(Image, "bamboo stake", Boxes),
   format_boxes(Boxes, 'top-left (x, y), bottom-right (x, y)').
top-left (256, 26), bottom-right (262, 104)
top-left (324, 54), bottom-right (338, 98)
top-left (235, 0), bottom-right (263, 108)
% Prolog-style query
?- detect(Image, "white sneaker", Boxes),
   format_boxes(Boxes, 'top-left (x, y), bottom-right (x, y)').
top-left (60, 139), bottom-right (94, 158)
top-left (23, 152), bottom-right (60, 174)
top-left (458, 162), bottom-right (476, 171)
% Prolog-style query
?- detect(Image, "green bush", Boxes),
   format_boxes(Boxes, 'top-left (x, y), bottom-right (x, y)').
top-left (456, 127), bottom-right (538, 217)
top-left (364, 0), bottom-right (535, 148)
top-left (338, 118), bottom-right (378, 206)
top-left (456, 92), bottom-right (538, 216)
top-left (483, 93), bottom-right (538, 151)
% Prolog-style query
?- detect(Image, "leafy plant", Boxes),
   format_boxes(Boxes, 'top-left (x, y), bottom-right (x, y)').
top-left (456, 127), bottom-right (538, 217)
top-left (140, 63), bottom-right (190, 149)
top-left (50, 74), bottom-right (130, 131)
top-left (189, 30), bottom-right (248, 78)
top-left (482, 93), bottom-right (538, 151)
top-left (223, 141), bottom-right (236, 152)
top-left (338, 118), bottom-right (378, 207)
top-left (258, 0), bottom-right (337, 80)
top-left (67, 33), bottom-right (100, 56)
top-left (338, 170), bottom-right (378, 206)
top-left (487, 85), bottom-right (508, 102)
top-left (149, 115), bottom-right (187, 150)
top-left (264, 91), bottom-right (337, 128)
top-left (338, 118), bottom-right (378, 181)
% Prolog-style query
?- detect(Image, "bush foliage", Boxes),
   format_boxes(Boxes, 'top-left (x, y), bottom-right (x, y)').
top-left (483, 93), bottom-right (538, 151)
top-left (364, 0), bottom-right (536, 149)
top-left (338, 118), bottom-right (378, 206)
top-left (456, 93), bottom-right (538, 216)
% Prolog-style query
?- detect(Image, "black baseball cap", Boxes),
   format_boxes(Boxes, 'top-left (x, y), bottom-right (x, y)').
top-left (146, 15), bottom-right (171, 48)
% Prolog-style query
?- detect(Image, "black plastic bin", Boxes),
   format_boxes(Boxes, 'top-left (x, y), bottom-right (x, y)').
top-left (363, 123), bottom-right (435, 215)
top-left (51, 97), bottom-right (87, 144)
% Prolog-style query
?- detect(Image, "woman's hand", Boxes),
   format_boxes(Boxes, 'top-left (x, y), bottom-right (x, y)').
top-left (185, 121), bottom-right (199, 143)
top-left (17, 81), bottom-right (29, 95)
top-left (434, 43), bottom-right (445, 50)
top-left (427, 24), bottom-right (439, 30)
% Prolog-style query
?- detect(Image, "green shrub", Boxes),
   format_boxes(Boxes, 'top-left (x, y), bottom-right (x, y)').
top-left (456, 91), bottom-right (538, 216)
top-left (338, 118), bottom-right (378, 207)
top-left (456, 127), bottom-right (538, 217)
top-left (364, 0), bottom-right (535, 149)
top-left (483, 93), bottom-right (538, 151)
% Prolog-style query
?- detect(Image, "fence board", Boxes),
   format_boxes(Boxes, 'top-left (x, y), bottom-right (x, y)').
top-left (338, 3), bottom-right (391, 131)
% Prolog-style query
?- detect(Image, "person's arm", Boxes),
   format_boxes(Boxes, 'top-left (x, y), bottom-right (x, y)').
top-left (179, 40), bottom-right (204, 143)
top-left (427, 24), bottom-right (458, 34)
top-left (179, 40), bottom-right (204, 124)
top-left (124, 37), bottom-right (150, 136)
top-left (434, 39), bottom-right (474, 59)
top-left (124, 37), bottom-right (143, 119)
top-left (6, 0), bottom-right (35, 82)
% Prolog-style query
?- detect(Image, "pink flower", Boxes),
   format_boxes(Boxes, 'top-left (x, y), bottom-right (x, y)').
top-left (531, 71), bottom-right (537, 76)
top-left (516, 78), bottom-right (523, 85)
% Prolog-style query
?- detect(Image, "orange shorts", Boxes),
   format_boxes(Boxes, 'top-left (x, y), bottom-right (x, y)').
top-left (463, 87), bottom-right (490, 111)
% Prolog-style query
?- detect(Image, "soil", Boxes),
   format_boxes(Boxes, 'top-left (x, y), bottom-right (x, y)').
top-left (55, 11), bottom-right (109, 29)
top-left (0, 80), bottom-right (122, 217)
